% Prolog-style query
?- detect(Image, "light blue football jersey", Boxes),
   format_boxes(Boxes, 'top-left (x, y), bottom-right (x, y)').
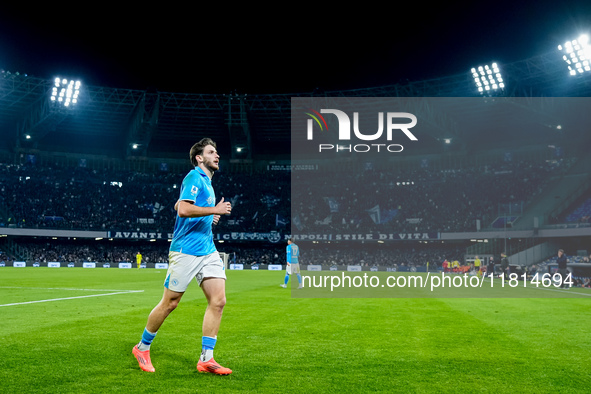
top-left (169, 167), bottom-right (216, 256)
top-left (286, 243), bottom-right (299, 264)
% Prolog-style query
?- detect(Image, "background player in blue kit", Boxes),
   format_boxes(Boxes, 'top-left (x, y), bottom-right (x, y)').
top-left (281, 238), bottom-right (303, 289)
top-left (133, 138), bottom-right (233, 375)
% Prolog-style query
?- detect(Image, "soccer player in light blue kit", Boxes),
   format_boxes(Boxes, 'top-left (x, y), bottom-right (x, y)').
top-left (133, 138), bottom-right (233, 375)
top-left (281, 238), bottom-right (303, 289)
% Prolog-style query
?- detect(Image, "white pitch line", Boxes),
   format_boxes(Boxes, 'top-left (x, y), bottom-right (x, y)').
top-left (0, 286), bottom-right (141, 292)
top-left (0, 290), bottom-right (144, 307)
top-left (468, 279), bottom-right (591, 297)
top-left (531, 286), bottom-right (591, 297)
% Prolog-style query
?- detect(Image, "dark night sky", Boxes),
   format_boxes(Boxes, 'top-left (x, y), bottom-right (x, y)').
top-left (1, 2), bottom-right (591, 95)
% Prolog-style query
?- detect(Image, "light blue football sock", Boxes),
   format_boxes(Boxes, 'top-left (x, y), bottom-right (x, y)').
top-left (138, 328), bottom-right (157, 351)
top-left (284, 274), bottom-right (289, 285)
top-left (201, 336), bottom-right (216, 362)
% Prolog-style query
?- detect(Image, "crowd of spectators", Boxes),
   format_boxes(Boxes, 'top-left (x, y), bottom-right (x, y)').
top-left (293, 158), bottom-right (574, 234)
top-left (0, 249), bottom-right (12, 264)
top-left (0, 155), bottom-right (578, 238)
top-left (4, 239), bottom-right (169, 264)
top-left (3, 238), bottom-right (465, 269)
top-left (295, 243), bottom-right (466, 269)
top-left (0, 162), bottom-right (290, 233)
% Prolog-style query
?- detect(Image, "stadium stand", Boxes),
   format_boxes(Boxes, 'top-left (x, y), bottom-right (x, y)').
top-left (1, 49), bottom-right (591, 271)
top-left (292, 157), bottom-right (575, 234)
top-left (0, 147), bottom-right (588, 270)
top-left (0, 154), bottom-right (575, 237)
top-left (0, 161), bottom-right (290, 233)
top-left (564, 196), bottom-right (591, 224)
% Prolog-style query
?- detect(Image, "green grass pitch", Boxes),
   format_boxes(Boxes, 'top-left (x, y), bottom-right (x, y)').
top-left (1, 268), bottom-right (590, 393)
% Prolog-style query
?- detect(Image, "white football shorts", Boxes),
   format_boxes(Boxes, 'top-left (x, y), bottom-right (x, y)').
top-left (164, 251), bottom-right (226, 292)
top-left (286, 262), bottom-right (300, 275)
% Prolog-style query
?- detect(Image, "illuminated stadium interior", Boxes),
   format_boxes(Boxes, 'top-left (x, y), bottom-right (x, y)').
top-left (2, 7), bottom-right (591, 392)
top-left (1, 20), bottom-right (591, 270)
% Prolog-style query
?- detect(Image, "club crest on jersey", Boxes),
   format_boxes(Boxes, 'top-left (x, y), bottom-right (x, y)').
top-left (207, 196), bottom-right (215, 205)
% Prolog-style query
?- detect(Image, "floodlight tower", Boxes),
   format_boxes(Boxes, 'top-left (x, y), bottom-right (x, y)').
top-left (50, 77), bottom-right (81, 107)
top-left (557, 34), bottom-right (591, 76)
top-left (470, 63), bottom-right (505, 95)
top-left (16, 76), bottom-right (82, 151)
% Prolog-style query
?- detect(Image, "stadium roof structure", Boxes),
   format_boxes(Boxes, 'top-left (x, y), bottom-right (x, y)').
top-left (2, 49), bottom-right (591, 161)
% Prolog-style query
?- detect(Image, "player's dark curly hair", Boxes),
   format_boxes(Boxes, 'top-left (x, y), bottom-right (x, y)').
top-left (189, 138), bottom-right (216, 167)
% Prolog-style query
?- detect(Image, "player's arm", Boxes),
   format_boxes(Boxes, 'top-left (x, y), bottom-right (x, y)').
top-left (176, 197), bottom-right (231, 218)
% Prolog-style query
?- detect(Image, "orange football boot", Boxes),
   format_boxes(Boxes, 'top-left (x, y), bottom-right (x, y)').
top-left (132, 345), bottom-right (155, 372)
top-left (197, 358), bottom-right (232, 375)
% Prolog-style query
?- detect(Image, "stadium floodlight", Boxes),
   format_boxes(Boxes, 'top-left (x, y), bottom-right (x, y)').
top-left (50, 77), bottom-right (81, 107)
top-left (557, 34), bottom-right (591, 76)
top-left (470, 63), bottom-right (505, 94)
